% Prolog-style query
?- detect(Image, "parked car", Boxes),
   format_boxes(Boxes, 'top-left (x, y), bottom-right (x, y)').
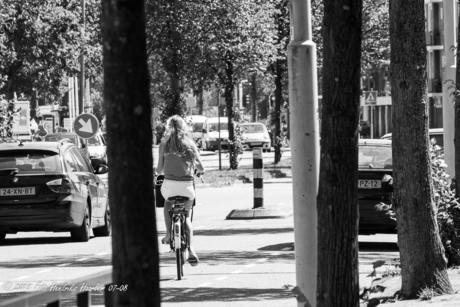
top-left (0, 140), bottom-right (110, 242)
top-left (240, 123), bottom-right (272, 152)
top-left (201, 117), bottom-right (229, 151)
top-left (358, 139), bottom-right (396, 234)
top-left (44, 132), bottom-right (108, 168)
top-left (380, 128), bottom-right (443, 147)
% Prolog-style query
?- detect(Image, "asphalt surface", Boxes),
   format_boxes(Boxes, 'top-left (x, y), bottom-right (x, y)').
top-left (0, 181), bottom-right (406, 307)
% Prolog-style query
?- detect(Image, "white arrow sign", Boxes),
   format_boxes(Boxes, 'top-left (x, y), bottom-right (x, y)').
top-left (78, 118), bottom-right (93, 133)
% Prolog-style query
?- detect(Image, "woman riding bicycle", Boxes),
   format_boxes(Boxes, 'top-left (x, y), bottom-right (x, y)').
top-left (156, 115), bottom-right (205, 266)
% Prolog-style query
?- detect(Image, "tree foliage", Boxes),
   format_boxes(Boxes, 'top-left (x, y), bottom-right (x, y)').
top-left (0, 0), bottom-right (102, 103)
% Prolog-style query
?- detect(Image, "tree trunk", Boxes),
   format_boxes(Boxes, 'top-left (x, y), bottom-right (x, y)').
top-left (316, 1), bottom-right (362, 306)
top-left (101, 1), bottom-right (160, 306)
top-left (224, 55), bottom-right (237, 169)
top-left (389, 0), bottom-right (453, 298)
top-left (196, 83), bottom-right (204, 115)
top-left (274, 60), bottom-right (282, 164)
top-left (251, 74), bottom-right (257, 122)
top-left (455, 12), bottom-right (460, 197)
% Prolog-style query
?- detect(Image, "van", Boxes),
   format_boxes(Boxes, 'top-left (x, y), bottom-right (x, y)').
top-left (189, 115), bottom-right (207, 142)
top-left (201, 117), bottom-right (229, 151)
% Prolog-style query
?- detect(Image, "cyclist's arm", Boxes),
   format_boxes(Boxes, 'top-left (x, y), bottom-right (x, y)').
top-left (156, 142), bottom-right (165, 175)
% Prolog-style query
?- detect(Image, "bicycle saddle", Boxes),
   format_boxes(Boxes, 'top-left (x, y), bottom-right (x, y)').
top-left (168, 196), bottom-right (189, 202)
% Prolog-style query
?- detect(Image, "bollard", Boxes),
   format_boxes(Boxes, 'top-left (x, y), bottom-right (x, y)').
top-left (253, 148), bottom-right (264, 208)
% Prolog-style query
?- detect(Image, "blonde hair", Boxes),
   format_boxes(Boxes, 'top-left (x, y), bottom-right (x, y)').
top-left (163, 115), bottom-right (198, 168)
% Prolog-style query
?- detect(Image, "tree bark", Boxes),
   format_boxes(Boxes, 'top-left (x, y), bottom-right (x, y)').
top-left (101, 1), bottom-right (160, 306)
top-left (274, 60), bottom-right (282, 164)
top-left (224, 54), bottom-right (237, 169)
top-left (316, 1), bottom-right (362, 306)
top-left (389, 0), bottom-right (453, 298)
top-left (455, 11), bottom-right (460, 197)
top-left (251, 74), bottom-right (257, 122)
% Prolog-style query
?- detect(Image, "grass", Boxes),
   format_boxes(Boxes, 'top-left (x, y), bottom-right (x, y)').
top-left (195, 157), bottom-right (292, 188)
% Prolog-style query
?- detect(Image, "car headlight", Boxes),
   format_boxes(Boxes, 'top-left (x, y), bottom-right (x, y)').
top-left (263, 135), bottom-right (268, 140)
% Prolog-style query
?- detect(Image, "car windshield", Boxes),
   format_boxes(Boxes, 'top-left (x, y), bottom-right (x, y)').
top-left (359, 145), bottom-right (392, 169)
top-left (193, 123), bottom-right (203, 132)
top-left (209, 123), bottom-right (228, 131)
top-left (242, 125), bottom-right (265, 133)
top-left (45, 134), bottom-right (77, 144)
top-left (85, 136), bottom-right (102, 146)
top-left (0, 150), bottom-right (62, 173)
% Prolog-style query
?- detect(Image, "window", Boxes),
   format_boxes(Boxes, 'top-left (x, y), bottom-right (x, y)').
top-left (64, 151), bottom-right (78, 173)
top-left (359, 145), bottom-right (392, 169)
top-left (242, 125), bottom-right (265, 133)
top-left (209, 122), bottom-right (228, 131)
top-left (0, 151), bottom-right (61, 173)
top-left (71, 148), bottom-right (92, 172)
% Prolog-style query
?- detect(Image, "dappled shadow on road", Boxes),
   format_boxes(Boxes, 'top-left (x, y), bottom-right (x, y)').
top-left (359, 241), bottom-right (399, 252)
top-left (195, 227), bottom-right (294, 236)
top-left (159, 250), bottom-right (295, 267)
top-left (0, 235), bottom-right (73, 246)
top-left (0, 254), bottom-right (112, 269)
top-left (258, 242), bottom-right (294, 251)
top-left (160, 286), bottom-right (296, 303)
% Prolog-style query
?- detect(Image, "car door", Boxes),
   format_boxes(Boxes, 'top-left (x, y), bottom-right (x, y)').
top-left (62, 149), bottom-right (87, 211)
top-left (71, 147), bottom-right (106, 220)
top-left (68, 148), bottom-right (100, 219)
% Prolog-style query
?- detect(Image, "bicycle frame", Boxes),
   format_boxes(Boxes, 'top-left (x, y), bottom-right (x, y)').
top-left (168, 201), bottom-right (188, 280)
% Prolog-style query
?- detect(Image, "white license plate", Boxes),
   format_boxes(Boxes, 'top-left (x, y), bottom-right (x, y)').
top-left (251, 142), bottom-right (262, 146)
top-left (0, 187), bottom-right (35, 196)
top-left (358, 180), bottom-right (381, 189)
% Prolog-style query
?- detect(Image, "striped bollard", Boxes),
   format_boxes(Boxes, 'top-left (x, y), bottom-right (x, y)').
top-left (253, 148), bottom-right (264, 208)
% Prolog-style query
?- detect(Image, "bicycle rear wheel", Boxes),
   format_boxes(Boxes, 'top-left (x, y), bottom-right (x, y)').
top-left (176, 249), bottom-right (182, 280)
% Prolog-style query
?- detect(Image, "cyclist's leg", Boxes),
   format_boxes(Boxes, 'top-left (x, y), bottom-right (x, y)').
top-left (163, 200), bottom-right (174, 243)
top-left (184, 199), bottom-right (194, 250)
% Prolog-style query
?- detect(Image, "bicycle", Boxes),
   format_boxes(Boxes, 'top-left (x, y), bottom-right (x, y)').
top-left (167, 196), bottom-right (189, 280)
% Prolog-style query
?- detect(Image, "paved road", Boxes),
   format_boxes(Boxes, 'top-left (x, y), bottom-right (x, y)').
top-left (0, 182), bottom-right (398, 306)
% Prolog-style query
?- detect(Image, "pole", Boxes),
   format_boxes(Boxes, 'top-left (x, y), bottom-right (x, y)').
top-left (252, 148), bottom-right (263, 208)
top-left (370, 105), bottom-right (374, 139)
top-left (288, 1), bottom-right (319, 306)
top-left (218, 96), bottom-right (222, 171)
top-left (80, 0), bottom-right (86, 115)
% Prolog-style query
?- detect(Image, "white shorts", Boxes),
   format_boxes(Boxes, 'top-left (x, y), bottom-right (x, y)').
top-left (161, 179), bottom-right (195, 201)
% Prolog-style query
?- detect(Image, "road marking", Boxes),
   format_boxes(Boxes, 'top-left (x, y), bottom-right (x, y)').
top-left (277, 203), bottom-right (286, 206)
top-left (197, 282), bottom-right (212, 287)
top-left (96, 252), bottom-right (109, 256)
top-left (181, 289), bottom-right (194, 294)
top-left (194, 226), bottom-right (207, 229)
top-left (281, 247), bottom-right (292, 251)
top-left (231, 270), bottom-right (243, 274)
top-left (215, 276), bottom-right (227, 281)
top-left (35, 269), bottom-right (52, 274)
top-left (245, 264), bottom-right (255, 268)
top-left (57, 263), bottom-right (70, 267)
top-left (76, 257), bottom-right (89, 261)
top-left (163, 296), bottom-right (174, 301)
top-left (271, 252), bottom-right (280, 256)
top-left (257, 258), bottom-right (268, 263)
top-left (13, 276), bottom-right (30, 280)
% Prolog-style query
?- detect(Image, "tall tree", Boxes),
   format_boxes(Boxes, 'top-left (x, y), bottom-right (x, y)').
top-left (101, 1), bottom-right (160, 306)
top-left (316, 0), bottom-right (362, 306)
top-left (389, 0), bottom-right (453, 298)
top-left (0, 0), bottom-right (101, 102)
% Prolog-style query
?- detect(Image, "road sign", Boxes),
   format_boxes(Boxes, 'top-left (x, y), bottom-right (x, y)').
top-left (73, 113), bottom-right (100, 139)
top-left (364, 91), bottom-right (378, 105)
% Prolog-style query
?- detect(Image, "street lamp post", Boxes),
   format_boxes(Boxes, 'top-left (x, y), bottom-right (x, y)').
top-left (80, 0), bottom-right (86, 116)
top-left (288, 1), bottom-right (319, 306)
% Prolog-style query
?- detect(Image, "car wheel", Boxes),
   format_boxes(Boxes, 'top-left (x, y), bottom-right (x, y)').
top-left (71, 203), bottom-right (91, 242)
top-left (94, 200), bottom-right (111, 237)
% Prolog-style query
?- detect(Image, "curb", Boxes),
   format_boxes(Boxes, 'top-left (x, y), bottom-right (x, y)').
top-left (226, 207), bottom-right (292, 220)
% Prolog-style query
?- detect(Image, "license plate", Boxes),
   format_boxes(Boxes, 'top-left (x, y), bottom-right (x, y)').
top-left (0, 187), bottom-right (35, 196)
top-left (358, 180), bottom-right (381, 189)
top-left (251, 142), bottom-right (262, 146)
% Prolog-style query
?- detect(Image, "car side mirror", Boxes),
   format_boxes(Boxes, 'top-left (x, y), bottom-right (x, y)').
top-left (202, 129), bottom-right (206, 133)
top-left (81, 143), bottom-right (86, 149)
top-left (95, 165), bottom-right (108, 174)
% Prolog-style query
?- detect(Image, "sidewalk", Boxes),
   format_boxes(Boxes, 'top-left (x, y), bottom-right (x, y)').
top-left (367, 270), bottom-right (460, 307)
